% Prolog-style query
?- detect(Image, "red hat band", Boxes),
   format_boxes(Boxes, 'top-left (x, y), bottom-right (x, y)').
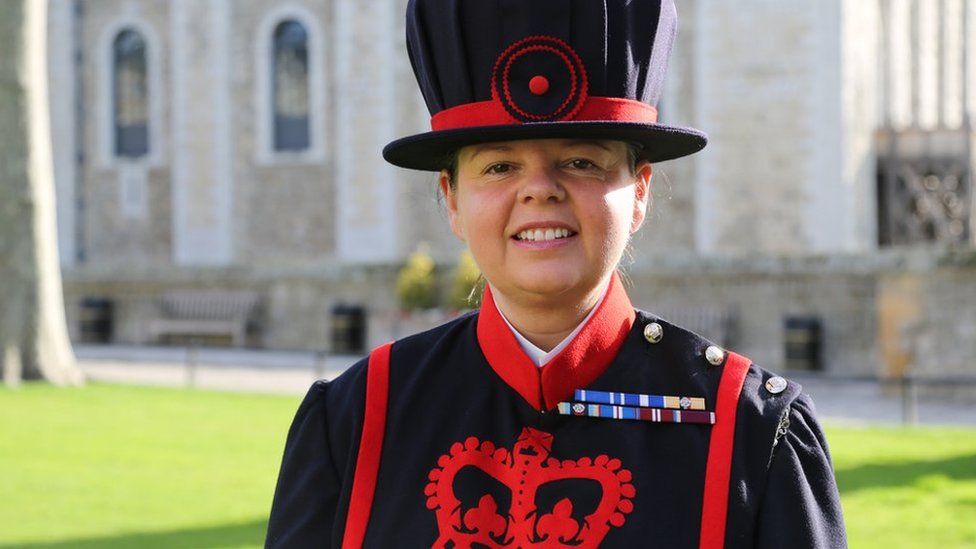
top-left (431, 36), bottom-right (659, 132)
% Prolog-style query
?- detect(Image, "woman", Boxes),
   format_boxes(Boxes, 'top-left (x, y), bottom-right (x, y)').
top-left (266, 1), bottom-right (847, 547)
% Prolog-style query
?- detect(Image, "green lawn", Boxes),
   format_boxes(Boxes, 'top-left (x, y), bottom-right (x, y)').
top-left (0, 383), bottom-right (298, 549)
top-left (1, 383), bottom-right (974, 548)
top-left (827, 425), bottom-right (976, 548)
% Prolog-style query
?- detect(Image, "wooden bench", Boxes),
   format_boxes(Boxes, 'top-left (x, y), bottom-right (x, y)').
top-left (147, 290), bottom-right (262, 346)
top-left (649, 306), bottom-right (737, 348)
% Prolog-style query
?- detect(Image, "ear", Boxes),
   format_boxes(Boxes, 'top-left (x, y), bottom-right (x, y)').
top-left (630, 162), bottom-right (652, 234)
top-left (439, 170), bottom-right (466, 242)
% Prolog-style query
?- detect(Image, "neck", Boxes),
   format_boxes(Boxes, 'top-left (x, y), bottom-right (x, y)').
top-left (490, 276), bottom-right (611, 352)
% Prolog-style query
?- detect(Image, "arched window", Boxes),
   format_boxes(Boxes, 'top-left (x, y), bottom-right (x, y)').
top-left (112, 28), bottom-right (148, 158)
top-left (273, 20), bottom-right (310, 151)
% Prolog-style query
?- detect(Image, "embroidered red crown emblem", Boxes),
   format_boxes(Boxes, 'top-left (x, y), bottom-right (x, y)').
top-left (425, 427), bottom-right (635, 548)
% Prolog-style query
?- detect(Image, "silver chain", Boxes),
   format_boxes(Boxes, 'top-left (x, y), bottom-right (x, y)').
top-left (771, 410), bottom-right (791, 451)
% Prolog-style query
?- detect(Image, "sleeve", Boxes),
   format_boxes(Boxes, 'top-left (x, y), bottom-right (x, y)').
top-left (265, 380), bottom-right (340, 548)
top-left (756, 393), bottom-right (848, 549)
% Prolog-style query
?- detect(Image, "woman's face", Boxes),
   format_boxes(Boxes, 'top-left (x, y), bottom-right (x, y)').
top-left (440, 138), bottom-right (652, 305)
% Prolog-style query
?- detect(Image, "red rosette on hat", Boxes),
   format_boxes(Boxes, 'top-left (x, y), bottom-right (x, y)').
top-left (492, 36), bottom-right (588, 123)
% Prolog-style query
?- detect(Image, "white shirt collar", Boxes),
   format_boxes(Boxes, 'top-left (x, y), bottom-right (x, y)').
top-left (495, 282), bottom-right (610, 367)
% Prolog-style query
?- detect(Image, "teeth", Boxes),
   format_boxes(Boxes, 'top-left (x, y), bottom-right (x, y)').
top-left (517, 228), bottom-right (573, 241)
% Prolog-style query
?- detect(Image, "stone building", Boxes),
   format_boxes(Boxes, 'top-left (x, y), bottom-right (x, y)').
top-left (50, 1), bottom-right (976, 381)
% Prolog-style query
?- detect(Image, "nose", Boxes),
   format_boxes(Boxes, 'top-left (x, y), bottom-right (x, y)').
top-left (516, 167), bottom-right (566, 204)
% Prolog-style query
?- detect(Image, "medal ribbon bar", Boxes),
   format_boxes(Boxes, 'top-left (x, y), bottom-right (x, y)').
top-left (557, 402), bottom-right (716, 425)
top-left (575, 389), bottom-right (706, 411)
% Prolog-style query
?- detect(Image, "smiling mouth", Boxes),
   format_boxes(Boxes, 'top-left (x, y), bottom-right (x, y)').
top-left (513, 228), bottom-right (577, 242)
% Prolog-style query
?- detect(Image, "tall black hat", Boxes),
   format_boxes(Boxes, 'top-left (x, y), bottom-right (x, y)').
top-left (383, 0), bottom-right (707, 171)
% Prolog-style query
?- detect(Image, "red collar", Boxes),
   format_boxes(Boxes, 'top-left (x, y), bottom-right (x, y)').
top-left (476, 273), bottom-right (636, 411)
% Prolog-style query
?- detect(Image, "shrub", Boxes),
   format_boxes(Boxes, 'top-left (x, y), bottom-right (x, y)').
top-left (396, 243), bottom-right (437, 311)
top-left (448, 249), bottom-right (483, 310)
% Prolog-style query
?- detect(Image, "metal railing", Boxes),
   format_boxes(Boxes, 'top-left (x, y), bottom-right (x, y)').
top-left (787, 371), bottom-right (976, 425)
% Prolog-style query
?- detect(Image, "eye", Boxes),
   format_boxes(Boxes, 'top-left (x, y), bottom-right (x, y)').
top-left (484, 162), bottom-right (514, 175)
top-left (567, 158), bottom-right (598, 171)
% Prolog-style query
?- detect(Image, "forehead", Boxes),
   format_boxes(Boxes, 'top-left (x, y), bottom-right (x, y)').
top-left (458, 138), bottom-right (627, 161)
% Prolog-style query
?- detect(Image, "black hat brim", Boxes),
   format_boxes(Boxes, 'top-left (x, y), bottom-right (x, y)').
top-left (382, 121), bottom-right (707, 171)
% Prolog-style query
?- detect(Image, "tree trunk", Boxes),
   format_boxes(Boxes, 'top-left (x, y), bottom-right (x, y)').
top-left (0, 0), bottom-right (83, 386)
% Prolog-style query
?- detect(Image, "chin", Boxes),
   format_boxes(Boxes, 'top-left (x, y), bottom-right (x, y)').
top-left (508, 268), bottom-right (589, 301)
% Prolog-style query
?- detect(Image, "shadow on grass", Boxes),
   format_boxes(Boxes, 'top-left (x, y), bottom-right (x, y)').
top-left (0, 518), bottom-right (266, 549)
top-left (837, 453), bottom-right (976, 494)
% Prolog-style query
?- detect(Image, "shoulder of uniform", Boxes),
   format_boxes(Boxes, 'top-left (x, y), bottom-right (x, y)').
top-left (636, 309), bottom-right (801, 393)
top-left (321, 353), bottom-right (368, 412)
top-left (327, 311), bottom-right (477, 408)
top-left (634, 309), bottom-right (804, 430)
top-left (634, 309), bottom-right (729, 372)
top-left (739, 361), bottom-right (804, 413)
top-left (388, 310), bottom-right (479, 357)
top-left (734, 361), bottom-right (810, 469)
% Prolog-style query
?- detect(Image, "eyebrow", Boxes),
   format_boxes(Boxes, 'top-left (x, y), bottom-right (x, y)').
top-left (467, 145), bottom-right (513, 162)
top-left (466, 139), bottom-right (614, 163)
top-left (564, 139), bottom-right (613, 152)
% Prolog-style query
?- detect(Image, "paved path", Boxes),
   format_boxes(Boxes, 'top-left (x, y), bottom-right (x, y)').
top-left (76, 345), bottom-right (354, 396)
top-left (76, 345), bottom-right (976, 426)
top-left (789, 375), bottom-right (976, 426)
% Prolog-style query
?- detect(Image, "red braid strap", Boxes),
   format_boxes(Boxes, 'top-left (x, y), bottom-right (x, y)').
top-left (699, 351), bottom-right (751, 549)
top-left (341, 342), bottom-right (393, 548)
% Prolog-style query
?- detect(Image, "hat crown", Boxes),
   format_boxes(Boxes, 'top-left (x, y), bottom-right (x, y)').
top-left (406, 0), bottom-right (677, 117)
top-left (384, 0), bottom-right (705, 172)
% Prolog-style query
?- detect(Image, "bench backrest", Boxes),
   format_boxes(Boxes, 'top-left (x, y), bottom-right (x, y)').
top-left (650, 306), bottom-right (737, 348)
top-left (159, 291), bottom-right (261, 321)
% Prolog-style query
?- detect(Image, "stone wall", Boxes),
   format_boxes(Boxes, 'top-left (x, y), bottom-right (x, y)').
top-left (626, 256), bottom-right (878, 375)
top-left (694, 0), bottom-right (832, 255)
top-left (881, 252), bottom-right (976, 380)
top-left (66, 0), bottom-right (468, 271)
top-left (51, 0), bottom-right (976, 388)
top-left (57, 0), bottom-right (976, 271)
top-left (63, 249), bottom-right (976, 384)
top-left (78, 0), bottom-right (173, 268)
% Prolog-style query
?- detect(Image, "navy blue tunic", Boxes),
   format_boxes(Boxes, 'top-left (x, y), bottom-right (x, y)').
top-left (266, 288), bottom-right (846, 548)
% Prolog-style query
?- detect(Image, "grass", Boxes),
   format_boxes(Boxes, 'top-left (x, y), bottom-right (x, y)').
top-left (0, 383), bottom-right (299, 548)
top-left (1, 383), bottom-right (975, 548)
top-left (826, 425), bottom-right (976, 548)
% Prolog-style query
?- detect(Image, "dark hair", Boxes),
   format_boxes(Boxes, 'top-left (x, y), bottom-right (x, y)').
top-left (443, 141), bottom-right (644, 190)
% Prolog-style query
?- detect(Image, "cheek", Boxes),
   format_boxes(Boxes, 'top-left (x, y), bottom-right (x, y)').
top-left (455, 188), bottom-right (509, 244)
top-left (594, 186), bottom-right (637, 237)
top-left (579, 187), bottom-right (636, 267)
